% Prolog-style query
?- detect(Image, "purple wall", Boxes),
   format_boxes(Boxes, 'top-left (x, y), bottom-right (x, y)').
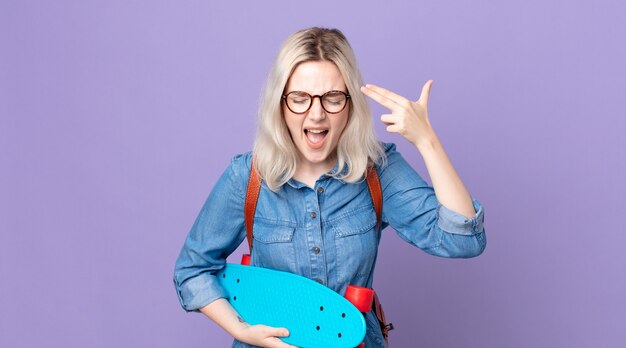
top-left (2, 1), bottom-right (625, 347)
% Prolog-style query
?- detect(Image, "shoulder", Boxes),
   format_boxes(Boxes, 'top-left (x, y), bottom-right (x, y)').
top-left (231, 151), bottom-right (253, 175)
top-left (375, 142), bottom-right (418, 181)
top-left (375, 142), bottom-right (401, 171)
top-left (219, 151), bottom-right (253, 195)
top-left (381, 142), bottom-right (398, 156)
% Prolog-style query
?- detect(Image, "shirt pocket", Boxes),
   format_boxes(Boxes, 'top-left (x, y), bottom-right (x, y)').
top-left (330, 206), bottom-right (378, 286)
top-left (252, 219), bottom-right (298, 274)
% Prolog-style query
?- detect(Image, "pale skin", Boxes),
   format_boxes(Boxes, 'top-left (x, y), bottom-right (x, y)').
top-left (360, 80), bottom-right (476, 219)
top-left (284, 61), bottom-right (350, 187)
top-left (199, 298), bottom-right (296, 348)
top-left (198, 78), bottom-right (475, 347)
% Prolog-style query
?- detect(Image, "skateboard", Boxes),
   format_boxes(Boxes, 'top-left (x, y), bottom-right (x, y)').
top-left (216, 256), bottom-right (373, 348)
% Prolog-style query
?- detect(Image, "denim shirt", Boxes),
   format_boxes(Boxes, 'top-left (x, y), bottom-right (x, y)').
top-left (174, 142), bottom-right (486, 347)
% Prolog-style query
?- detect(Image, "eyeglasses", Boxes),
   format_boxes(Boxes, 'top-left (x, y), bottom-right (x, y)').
top-left (282, 90), bottom-right (351, 114)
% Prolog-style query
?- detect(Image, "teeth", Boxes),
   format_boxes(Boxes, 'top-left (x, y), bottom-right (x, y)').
top-left (307, 129), bottom-right (326, 134)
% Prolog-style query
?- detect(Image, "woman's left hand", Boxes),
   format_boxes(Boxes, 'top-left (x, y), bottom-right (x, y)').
top-left (361, 80), bottom-right (437, 149)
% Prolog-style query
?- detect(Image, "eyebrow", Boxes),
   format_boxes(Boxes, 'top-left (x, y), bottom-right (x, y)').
top-left (284, 89), bottom-right (348, 94)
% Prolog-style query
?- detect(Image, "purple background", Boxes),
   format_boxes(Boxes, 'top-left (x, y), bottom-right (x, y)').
top-left (2, 1), bottom-right (625, 347)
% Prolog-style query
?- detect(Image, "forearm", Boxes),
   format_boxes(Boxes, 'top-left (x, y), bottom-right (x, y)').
top-left (361, 80), bottom-right (479, 219)
top-left (199, 298), bottom-right (249, 341)
top-left (199, 298), bottom-right (293, 348)
top-left (415, 133), bottom-right (476, 219)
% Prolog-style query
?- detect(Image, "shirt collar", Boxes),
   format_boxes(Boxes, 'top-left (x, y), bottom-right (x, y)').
top-left (285, 162), bottom-right (347, 189)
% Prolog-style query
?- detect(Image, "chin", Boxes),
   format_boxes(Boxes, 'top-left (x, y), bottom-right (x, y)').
top-left (297, 145), bottom-right (332, 165)
top-left (302, 150), bottom-right (327, 163)
top-left (306, 154), bottom-right (329, 164)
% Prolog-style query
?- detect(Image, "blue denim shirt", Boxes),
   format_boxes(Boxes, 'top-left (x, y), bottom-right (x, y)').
top-left (174, 143), bottom-right (486, 347)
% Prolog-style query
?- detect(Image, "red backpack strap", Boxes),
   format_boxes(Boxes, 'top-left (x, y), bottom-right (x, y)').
top-left (365, 165), bottom-right (383, 232)
top-left (244, 158), bottom-right (262, 252)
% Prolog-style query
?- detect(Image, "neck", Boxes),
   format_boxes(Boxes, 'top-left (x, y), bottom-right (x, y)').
top-left (293, 157), bottom-right (336, 188)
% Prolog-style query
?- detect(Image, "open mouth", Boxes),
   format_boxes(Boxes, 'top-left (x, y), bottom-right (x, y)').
top-left (304, 129), bottom-right (328, 148)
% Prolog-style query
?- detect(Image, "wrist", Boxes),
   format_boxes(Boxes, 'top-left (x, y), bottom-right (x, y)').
top-left (414, 133), bottom-right (441, 153)
top-left (232, 316), bottom-right (251, 341)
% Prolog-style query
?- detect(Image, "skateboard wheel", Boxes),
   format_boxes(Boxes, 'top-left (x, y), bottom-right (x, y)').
top-left (241, 254), bottom-right (251, 266)
top-left (344, 285), bottom-right (374, 312)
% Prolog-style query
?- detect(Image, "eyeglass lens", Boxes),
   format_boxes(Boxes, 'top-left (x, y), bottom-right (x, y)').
top-left (285, 91), bottom-right (348, 114)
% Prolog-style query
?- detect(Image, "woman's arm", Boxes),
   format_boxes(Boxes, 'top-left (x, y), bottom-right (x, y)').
top-left (173, 155), bottom-right (295, 347)
top-left (415, 133), bottom-right (475, 219)
top-left (376, 143), bottom-right (485, 258)
top-left (361, 81), bottom-right (475, 219)
top-left (199, 299), bottom-right (294, 348)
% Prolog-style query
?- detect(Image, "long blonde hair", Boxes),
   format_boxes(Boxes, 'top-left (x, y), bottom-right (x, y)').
top-left (253, 27), bottom-right (385, 191)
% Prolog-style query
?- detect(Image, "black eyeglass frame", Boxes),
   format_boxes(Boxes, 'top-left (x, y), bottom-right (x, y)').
top-left (281, 90), bottom-right (351, 114)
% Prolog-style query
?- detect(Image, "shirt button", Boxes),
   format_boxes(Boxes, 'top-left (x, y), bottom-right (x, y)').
top-left (317, 187), bottom-right (324, 193)
top-left (313, 246), bottom-right (321, 254)
top-left (315, 278), bottom-right (323, 284)
top-left (310, 212), bottom-right (317, 219)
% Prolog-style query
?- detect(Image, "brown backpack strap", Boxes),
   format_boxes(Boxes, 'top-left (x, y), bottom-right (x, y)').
top-left (245, 162), bottom-right (383, 244)
top-left (244, 158), bottom-right (262, 252)
top-left (365, 165), bottom-right (383, 233)
top-left (373, 291), bottom-right (394, 344)
top-left (366, 165), bottom-right (393, 344)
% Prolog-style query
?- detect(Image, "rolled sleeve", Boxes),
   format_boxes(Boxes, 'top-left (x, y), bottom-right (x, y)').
top-left (379, 142), bottom-right (487, 259)
top-left (436, 198), bottom-right (485, 236)
top-left (174, 272), bottom-right (229, 312)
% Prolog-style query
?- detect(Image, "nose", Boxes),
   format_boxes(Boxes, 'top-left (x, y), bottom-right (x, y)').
top-left (307, 96), bottom-right (326, 121)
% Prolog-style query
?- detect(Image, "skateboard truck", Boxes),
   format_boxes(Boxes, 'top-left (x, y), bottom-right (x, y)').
top-left (344, 285), bottom-right (375, 348)
top-left (241, 253), bottom-right (251, 266)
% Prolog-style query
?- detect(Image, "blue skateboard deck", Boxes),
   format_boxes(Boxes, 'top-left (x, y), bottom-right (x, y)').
top-left (216, 264), bottom-right (366, 348)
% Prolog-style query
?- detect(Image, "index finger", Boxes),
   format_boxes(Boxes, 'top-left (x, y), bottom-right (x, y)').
top-left (363, 84), bottom-right (411, 106)
top-left (360, 85), bottom-right (399, 111)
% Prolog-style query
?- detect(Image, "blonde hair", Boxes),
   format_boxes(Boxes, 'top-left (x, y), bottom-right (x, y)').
top-left (253, 27), bottom-right (386, 191)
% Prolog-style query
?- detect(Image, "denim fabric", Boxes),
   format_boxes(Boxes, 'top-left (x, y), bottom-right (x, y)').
top-left (174, 142), bottom-right (486, 347)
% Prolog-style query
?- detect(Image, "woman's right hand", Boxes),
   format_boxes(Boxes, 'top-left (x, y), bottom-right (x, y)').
top-left (236, 324), bottom-right (297, 348)
top-left (198, 299), bottom-right (297, 347)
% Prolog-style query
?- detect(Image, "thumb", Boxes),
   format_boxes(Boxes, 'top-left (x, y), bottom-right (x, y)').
top-left (271, 327), bottom-right (290, 337)
top-left (419, 79), bottom-right (433, 105)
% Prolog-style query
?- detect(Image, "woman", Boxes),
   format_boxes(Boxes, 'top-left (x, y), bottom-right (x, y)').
top-left (174, 27), bottom-right (486, 348)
